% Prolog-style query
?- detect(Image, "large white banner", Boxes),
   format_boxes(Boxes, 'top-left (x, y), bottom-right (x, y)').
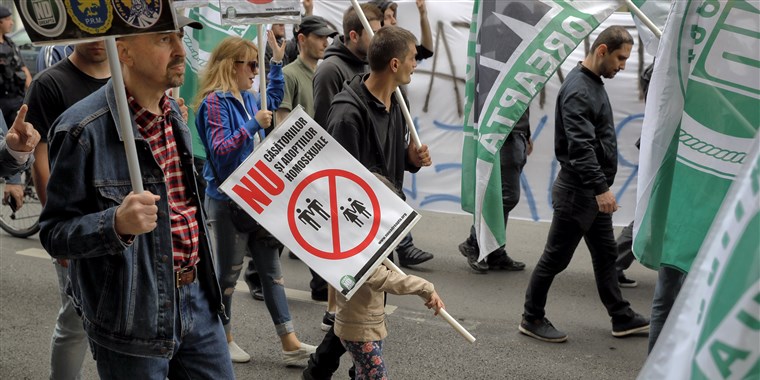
top-left (219, 107), bottom-right (420, 299)
top-left (310, 2), bottom-right (654, 226)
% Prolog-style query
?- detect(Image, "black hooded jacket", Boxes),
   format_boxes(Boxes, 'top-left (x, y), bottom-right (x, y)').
top-left (326, 74), bottom-right (420, 193)
top-left (313, 36), bottom-right (367, 129)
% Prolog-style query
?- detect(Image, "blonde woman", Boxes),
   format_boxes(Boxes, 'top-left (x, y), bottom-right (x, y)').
top-left (194, 34), bottom-right (316, 365)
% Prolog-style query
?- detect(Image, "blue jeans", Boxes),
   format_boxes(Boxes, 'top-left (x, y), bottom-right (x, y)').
top-left (648, 266), bottom-right (686, 353)
top-left (92, 280), bottom-right (233, 379)
top-left (206, 196), bottom-right (294, 336)
top-left (50, 261), bottom-right (88, 380)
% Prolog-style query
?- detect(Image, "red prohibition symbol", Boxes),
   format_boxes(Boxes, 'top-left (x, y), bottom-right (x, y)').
top-left (288, 169), bottom-right (381, 260)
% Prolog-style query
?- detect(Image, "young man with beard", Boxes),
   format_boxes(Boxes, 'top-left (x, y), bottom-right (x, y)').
top-left (276, 16), bottom-right (337, 124)
top-left (39, 18), bottom-right (235, 378)
top-left (25, 39), bottom-right (111, 380)
top-left (519, 26), bottom-right (649, 343)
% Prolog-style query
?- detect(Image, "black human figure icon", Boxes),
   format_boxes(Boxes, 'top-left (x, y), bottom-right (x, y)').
top-left (297, 208), bottom-right (321, 231)
top-left (306, 198), bottom-right (329, 220)
top-left (340, 206), bottom-right (364, 227)
top-left (347, 198), bottom-right (371, 219)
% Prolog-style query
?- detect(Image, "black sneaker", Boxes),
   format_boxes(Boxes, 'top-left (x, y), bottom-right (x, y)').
top-left (320, 311), bottom-right (335, 332)
top-left (458, 241), bottom-right (488, 273)
top-left (487, 249), bottom-right (526, 271)
top-left (244, 277), bottom-right (265, 301)
top-left (618, 273), bottom-right (638, 288)
top-left (519, 317), bottom-right (568, 343)
top-left (612, 313), bottom-right (650, 337)
top-left (396, 245), bottom-right (434, 267)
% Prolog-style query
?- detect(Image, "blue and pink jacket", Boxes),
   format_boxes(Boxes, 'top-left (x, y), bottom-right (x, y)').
top-left (196, 64), bottom-right (284, 200)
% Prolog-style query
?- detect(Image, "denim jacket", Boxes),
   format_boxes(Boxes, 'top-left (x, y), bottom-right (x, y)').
top-left (39, 80), bottom-right (224, 358)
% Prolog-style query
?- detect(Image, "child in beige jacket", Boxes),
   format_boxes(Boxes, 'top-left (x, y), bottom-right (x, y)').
top-left (334, 263), bottom-right (444, 379)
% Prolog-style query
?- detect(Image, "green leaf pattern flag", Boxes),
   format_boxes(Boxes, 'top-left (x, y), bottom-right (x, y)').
top-left (638, 133), bottom-right (759, 380)
top-left (179, 5), bottom-right (259, 159)
top-left (633, 0), bottom-right (760, 272)
top-left (461, 0), bottom-right (622, 260)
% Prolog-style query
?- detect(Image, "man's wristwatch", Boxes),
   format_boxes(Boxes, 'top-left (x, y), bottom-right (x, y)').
top-left (270, 58), bottom-right (283, 65)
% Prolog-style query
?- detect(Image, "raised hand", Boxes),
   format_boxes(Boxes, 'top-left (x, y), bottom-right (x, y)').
top-left (267, 29), bottom-right (286, 63)
top-left (5, 104), bottom-right (40, 153)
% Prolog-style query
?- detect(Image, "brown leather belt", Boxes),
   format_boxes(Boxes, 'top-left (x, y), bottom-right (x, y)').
top-left (176, 266), bottom-right (196, 288)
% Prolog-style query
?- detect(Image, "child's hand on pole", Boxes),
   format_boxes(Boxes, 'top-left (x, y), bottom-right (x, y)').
top-left (425, 291), bottom-right (445, 316)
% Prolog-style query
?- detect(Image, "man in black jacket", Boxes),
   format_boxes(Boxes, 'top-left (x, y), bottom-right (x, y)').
top-left (519, 26), bottom-right (649, 343)
top-left (303, 26), bottom-right (431, 380)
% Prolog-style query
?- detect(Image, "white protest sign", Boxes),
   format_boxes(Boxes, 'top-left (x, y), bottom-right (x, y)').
top-left (219, 107), bottom-right (421, 300)
top-left (218, 0), bottom-right (301, 25)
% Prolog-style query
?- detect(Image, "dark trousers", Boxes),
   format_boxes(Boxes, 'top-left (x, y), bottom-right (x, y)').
top-left (303, 326), bottom-right (353, 380)
top-left (615, 221), bottom-right (636, 276)
top-left (467, 132), bottom-right (529, 251)
top-left (523, 177), bottom-right (635, 323)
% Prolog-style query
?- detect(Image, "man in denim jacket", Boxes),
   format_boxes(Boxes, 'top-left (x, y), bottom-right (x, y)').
top-left (39, 19), bottom-right (234, 379)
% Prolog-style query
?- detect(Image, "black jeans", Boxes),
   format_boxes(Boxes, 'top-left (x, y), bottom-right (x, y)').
top-left (523, 176), bottom-right (635, 323)
top-left (615, 220), bottom-right (636, 276)
top-left (303, 326), bottom-right (353, 380)
top-left (467, 132), bottom-right (529, 251)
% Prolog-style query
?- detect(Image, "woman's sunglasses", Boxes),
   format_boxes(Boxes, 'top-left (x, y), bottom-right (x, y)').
top-left (235, 60), bottom-right (258, 71)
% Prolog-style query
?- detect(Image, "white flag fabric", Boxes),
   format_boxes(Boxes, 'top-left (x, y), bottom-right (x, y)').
top-left (638, 133), bottom-right (759, 380)
top-left (461, 0), bottom-right (622, 260)
top-left (633, 0), bottom-right (760, 272)
top-left (628, 0), bottom-right (671, 56)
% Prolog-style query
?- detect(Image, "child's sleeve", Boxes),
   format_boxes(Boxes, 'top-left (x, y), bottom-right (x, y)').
top-left (364, 265), bottom-right (435, 300)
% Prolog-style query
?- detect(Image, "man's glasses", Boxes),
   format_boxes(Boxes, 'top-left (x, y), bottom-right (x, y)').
top-left (235, 60), bottom-right (258, 71)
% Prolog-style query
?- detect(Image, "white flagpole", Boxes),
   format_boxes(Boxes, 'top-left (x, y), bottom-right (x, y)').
top-left (105, 37), bottom-right (144, 193)
top-left (258, 24), bottom-right (267, 112)
top-left (625, 0), bottom-right (663, 38)
top-left (349, 0), bottom-right (422, 149)
top-left (383, 258), bottom-right (476, 343)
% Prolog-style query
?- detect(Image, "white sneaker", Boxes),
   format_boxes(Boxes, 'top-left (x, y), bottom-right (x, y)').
top-left (282, 343), bottom-right (317, 366)
top-left (228, 340), bottom-right (251, 363)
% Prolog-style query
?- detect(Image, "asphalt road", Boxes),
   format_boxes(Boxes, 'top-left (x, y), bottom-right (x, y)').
top-left (0, 210), bottom-right (656, 379)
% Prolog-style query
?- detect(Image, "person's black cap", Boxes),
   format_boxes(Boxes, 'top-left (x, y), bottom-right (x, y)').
top-left (176, 14), bottom-right (203, 30)
top-left (368, 0), bottom-right (396, 13)
top-left (297, 16), bottom-right (337, 37)
top-left (0, 6), bottom-right (12, 19)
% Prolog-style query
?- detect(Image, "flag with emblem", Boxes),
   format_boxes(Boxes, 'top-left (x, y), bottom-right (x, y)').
top-left (628, 0), bottom-right (671, 55)
top-left (633, 0), bottom-right (760, 272)
top-left (461, 0), bottom-right (622, 260)
top-left (638, 133), bottom-right (759, 379)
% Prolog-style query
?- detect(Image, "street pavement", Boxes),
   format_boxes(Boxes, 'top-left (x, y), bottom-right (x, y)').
top-left (0, 210), bottom-right (656, 379)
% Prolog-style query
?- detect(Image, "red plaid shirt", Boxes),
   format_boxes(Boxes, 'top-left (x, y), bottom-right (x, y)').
top-left (128, 94), bottom-right (199, 270)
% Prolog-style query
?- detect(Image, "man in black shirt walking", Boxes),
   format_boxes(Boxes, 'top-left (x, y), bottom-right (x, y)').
top-left (25, 40), bottom-right (111, 380)
top-left (519, 26), bottom-right (649, 343)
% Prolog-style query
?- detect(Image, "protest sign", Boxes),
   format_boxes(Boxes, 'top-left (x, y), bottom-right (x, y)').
top-left (220, 107), bottom-right (420, 300)
top-left (218, 0), bottom-right (300, 25)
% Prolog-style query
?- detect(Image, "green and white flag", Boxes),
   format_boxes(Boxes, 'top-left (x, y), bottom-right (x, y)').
top-left (461, 0), bottom-right (622, 260)
top-left (638, 133), bottom-right (760, 380)
top-left (628, 0), bottom-right (671, 55)
top-left (180, 5), bottom-right (259, 158)
top-left (633, 0), bottom-right (760, 272)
